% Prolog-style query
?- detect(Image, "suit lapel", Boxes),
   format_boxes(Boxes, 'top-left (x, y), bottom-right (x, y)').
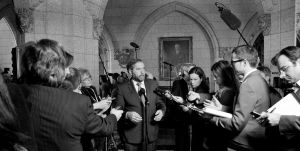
top-left (128, 80), bottom-right (138, 95)
top-left (128, 80), bottom-right (145, 106)
top-left (233, 70), bottom-right (260, 110)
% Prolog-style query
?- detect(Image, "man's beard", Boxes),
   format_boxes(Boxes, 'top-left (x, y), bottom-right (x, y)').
top-left (133, 75), bottom-right (145, 82)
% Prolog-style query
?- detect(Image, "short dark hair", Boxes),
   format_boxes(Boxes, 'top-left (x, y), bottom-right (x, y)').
top-left (126, 59), bottom-right (143, 72)
top-left (232, 45), bottom-right (259, 68)
top-left (22, 39), bottom-right (68, 87)
top-left (257, 66), bottom-right (271, 77)
top-left (271, 46), bottom-right (300, 66)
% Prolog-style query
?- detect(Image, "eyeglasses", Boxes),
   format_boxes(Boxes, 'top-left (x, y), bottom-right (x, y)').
top-left (279, 65), bottom-right (292, 73)
top-left (231, 59), bottom-right (244, 65)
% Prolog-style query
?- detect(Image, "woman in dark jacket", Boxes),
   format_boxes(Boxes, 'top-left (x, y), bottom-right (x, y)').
top-left (203, 60), bottom-right (239, 151)
top-left (172, 66), bottom-right (211, 151)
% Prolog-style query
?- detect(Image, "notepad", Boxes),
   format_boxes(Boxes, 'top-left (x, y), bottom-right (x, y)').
top-left (267, 93), bottom-right (300, 116)
top-left (203, 108), bottom-right (233, 118)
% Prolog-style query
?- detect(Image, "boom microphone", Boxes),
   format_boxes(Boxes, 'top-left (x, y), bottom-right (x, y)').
top-left (215, 2), bottom-right (241, 30)
top-left (130, 42), bottom-right (140, 49)
top-left (163, 61), bottom-right (174, 66)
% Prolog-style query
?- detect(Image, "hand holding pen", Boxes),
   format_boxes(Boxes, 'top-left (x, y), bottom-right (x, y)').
top-left (256, 108), bottom-right (280, 127)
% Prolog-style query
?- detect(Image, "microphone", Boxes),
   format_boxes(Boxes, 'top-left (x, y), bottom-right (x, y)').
top-left (130, 42), bottom-right (139, 49)
top-left (163, 61), bottom-right (174, 66)
top-left (139, 88), bottom-right (146, 96)
top-left (215, 2), bottom-right (241, 30)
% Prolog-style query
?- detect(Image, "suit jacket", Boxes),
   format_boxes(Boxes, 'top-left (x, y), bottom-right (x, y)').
top-left (272, 89), bottom-right (300, 151)
top-left (7, 83), bottom-right (117, 151)
top-left (211, 70), bottom-right (270, 150)
top-left (115, 79), bottom-right (166, 144)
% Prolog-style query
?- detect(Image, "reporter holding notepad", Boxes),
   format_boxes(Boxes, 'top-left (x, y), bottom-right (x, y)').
top-left (202, 60), bottom-right (239, 151)
top-left (204, 45), bottom-right (270, 151)
top-left (257, 46), bottom-right (300, 151)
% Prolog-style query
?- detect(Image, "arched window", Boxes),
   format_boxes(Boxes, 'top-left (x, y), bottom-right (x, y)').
top-left (0, 17), bottom-right (17, 72)
top-left (253, 32), bottom-right (264, 65)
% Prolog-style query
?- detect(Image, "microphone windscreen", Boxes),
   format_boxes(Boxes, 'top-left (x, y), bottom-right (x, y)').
top-left (220, 9), bottom-right (241, 30)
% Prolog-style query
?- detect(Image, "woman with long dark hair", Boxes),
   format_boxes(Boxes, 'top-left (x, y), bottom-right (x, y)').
top-left (172, 66), bottom-right (211, 151)
top-left (203, 60), bottom-right (239, 151)
top-left (204, 60), bottom-right (239, 113)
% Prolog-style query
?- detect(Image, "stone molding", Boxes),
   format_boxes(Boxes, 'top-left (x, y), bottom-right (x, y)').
top-left (240, 13), bottom-right (271, 45)
top-left (93, 17), bottom-right (104, 40)
top-left (16, 8), bottom-right (34, 33)
top-left (297, 13), bottom-right (300, 41)
top-left (257, 14), bottom-right (271, 36)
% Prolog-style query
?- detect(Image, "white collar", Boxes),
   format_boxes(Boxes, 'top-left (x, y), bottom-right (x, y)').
top-left (132, 80), bottom-right (146, 94)
top-left (296, 80), bottom-right (300, 87)
top-left (243, 69), bottom-right (257, 82)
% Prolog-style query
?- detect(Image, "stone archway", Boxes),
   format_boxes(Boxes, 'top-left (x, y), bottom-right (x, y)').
top-left (0, 1), bottom-right (23, 45)
top-left (134, 1), bottom-right (219, 63)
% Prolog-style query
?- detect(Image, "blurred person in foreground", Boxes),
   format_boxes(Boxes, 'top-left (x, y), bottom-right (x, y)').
top-left (7, 39), bottom-right (123, 151)
top-left (0, 73), bottom-right (29, 151)
top-left (257, 46), bottom-right (300, 150)
top-left (114, 59), bottom-right (166, 151)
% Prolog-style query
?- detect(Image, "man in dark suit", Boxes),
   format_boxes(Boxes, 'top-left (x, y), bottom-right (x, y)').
top-left (207, 45), bottom-right (270, 151)
top-left (7, 39), bottom-right (123, 151)
top-left (257, 46), bottom-right (300, 150)
top-left (115, 59), bottom-right (166, 151)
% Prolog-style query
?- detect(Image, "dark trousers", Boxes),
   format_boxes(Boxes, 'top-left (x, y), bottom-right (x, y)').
top-left (124, 141), bottom-right (156, 151)
top-left (175, 122), bottom-right (190, 151)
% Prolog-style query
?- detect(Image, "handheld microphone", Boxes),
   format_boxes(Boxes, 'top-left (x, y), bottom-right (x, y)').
top-left (139, 88), bottom-right (149, 105)
top-left (163, 61), bottom-right (174, 66)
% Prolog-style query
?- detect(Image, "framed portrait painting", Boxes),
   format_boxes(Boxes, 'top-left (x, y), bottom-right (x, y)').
top-left (159, 37), bottom-right (193, 80)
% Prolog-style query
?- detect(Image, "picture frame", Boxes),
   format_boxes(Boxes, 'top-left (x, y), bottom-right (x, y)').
top-left (159, 37), bottom-right (192, 80)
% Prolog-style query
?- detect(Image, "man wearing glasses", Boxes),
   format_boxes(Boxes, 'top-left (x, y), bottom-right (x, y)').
top-left (257, 46), bottom-right (300, 150)
top-left (207, 45), bottom-right (270, 151)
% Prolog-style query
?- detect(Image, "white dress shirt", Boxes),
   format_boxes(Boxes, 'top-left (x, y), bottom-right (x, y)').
top-left (132, 80), bottom-right (146, 95)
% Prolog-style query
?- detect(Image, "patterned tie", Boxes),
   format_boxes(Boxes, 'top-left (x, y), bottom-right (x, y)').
top-left (137, 82), bottom-right (146, 106)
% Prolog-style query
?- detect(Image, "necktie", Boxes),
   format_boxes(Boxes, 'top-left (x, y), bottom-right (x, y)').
top-left (137, 82), bottom-right (146, 106)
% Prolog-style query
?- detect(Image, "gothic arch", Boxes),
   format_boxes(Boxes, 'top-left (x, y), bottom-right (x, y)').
top-left (100, 25), bottom-right (116, 72)
top-left (0, 2), bottom-right (23, 45)
top-left (134, 1), bottom-right (219, 63)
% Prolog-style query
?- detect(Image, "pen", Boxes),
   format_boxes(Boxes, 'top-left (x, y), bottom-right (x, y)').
top-left (268, 107), bottom-right (276, 113)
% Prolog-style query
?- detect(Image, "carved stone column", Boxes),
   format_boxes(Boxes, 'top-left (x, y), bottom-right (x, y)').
top-left (16, 8), bottom-right (34, 33)
top-left (297, 13), bottom-right (300, 42)
top-left (257, 14), bottom-right (271, 36)
top-left (93, 17), bottom-right (104, 40)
